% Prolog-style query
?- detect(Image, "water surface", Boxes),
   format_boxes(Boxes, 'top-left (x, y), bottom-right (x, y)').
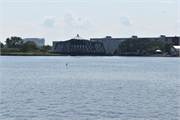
top-left (0, 56), bottom-right (180, 120)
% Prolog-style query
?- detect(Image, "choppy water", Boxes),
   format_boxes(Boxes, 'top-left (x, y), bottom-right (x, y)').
top-left (0, 56), bottom-right (180, 120)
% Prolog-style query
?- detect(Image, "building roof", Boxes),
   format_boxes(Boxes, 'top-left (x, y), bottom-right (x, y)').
top-left (156, 50), bottom-right (162, 52)
top-left (90, 35), bottom-right (167, 41)
top-left (173, 46), bottom-right (180, 50)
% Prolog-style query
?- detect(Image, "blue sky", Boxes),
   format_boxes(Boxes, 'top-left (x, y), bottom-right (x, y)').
top-left (0, 0), bottom-right (180, 45)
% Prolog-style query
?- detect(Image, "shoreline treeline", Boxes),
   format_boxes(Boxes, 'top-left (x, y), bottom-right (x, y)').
top-left (114, 38), bottom-right (174, 55)
top-left (1, 36), bottom-right (58, 56)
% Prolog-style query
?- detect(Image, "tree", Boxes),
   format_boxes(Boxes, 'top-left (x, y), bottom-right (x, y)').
top-left (42, 45), bottom-right (52, 52)
top-left (150, 40), bottom-right (164, 51)
top-left (1, 42), bottom-right (4, 48)
top-left (163, 42), bottom-right (174, 54)
top-left (142, 50), bottom-right (148, 55)
top-left (20, 41), bottom-right (38, 52)
top-left (147, 46), bottom-right (160, 54)
top-left (113, 48), bottom-right (119, 55)
top-left (118, 38), bottom-right (164, 54)
top-left (5, 36), bottom-right (23, 48)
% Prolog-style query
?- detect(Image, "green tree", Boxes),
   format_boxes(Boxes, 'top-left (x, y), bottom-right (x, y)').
top-left (113, 48), bottom-right (119, 55)
top-left (118, 38), bottom-right (164, 54)
top-left (1, 42), bottom-right (4, 48)
top-left (147, 46), bottom-right (160, 54)
top-left (42, 45), bottom-right (52, 52)
top-left (142, 50), bottom-right (148, 55)
top-left (163, 42), bottom-right (174, 54)
top-left (20, 41), bottom-right (38, 52)
top-left (150, 40), bottom-right (164, 51)
top-left (5, 36), bottom-right (23, 48)
top-left (147, 48), bottom-right (154, 54)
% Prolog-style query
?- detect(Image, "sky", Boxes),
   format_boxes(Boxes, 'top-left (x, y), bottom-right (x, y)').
top-left (0, 0), bottom-right (180, 45)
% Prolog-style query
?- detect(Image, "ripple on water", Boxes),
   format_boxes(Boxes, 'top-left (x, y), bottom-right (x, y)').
top-left (0, 56), bottom-right (180, 120)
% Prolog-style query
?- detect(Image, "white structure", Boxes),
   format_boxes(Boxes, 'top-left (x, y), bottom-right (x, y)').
top-left (90, 35), bottom-right (166, 52)
top-left (171, 46), bottom-right (180, 55)
top-left (173, 46), bottom-right (180, 51)
top-left (23, 38), bottom-right (45, 46)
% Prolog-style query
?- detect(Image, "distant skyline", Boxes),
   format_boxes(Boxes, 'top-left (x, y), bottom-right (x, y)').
top-left (0, 0), bottom-right (180, 45)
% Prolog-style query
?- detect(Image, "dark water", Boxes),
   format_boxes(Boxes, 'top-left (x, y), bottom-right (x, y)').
top-left (0, 56), bottom-right (180, 120)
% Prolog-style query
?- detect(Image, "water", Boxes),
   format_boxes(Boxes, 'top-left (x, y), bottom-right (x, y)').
top-left (0, 56), bottom-right (180, 120)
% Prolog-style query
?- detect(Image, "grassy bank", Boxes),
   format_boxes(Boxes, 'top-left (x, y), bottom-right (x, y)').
top-left (1, 52), bottom-right (62, 56)
top-left (0, 48), bottom-right (64, 56)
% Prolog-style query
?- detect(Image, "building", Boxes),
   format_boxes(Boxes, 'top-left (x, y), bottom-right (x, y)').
top-left (90, 36), bottom-right (125, 53)
top-left (90, 35), bottom-right (167, 53)
top-left (170, 45), bottom-right (180, 56)
top-left (23, 38), bottom-right (45, 46)
top-left (52, 35), bottom-right (180, 53)
top-left (52, 35), bottom-right (106, 55)
top-left (165, 36), bottom-right (180, 45)
top-left (52, 41), bottom-right (60, 50)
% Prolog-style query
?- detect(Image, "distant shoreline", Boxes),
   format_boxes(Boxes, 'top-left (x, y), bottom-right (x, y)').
top-left (1, 54), bottom-right (179, 57)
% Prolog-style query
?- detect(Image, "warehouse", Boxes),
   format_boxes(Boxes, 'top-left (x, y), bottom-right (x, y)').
top-left (90, 35), bottom-right (168, 53)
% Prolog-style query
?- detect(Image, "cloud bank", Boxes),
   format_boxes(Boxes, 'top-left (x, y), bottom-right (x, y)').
top-left (41, 11), bottom-right (93, 29)
top-left (62, 10), bottom-right (93, 29)
top-left (42, 16), bottom-right (56, 28)
top-left (118, 13), bottom-right (133, 26)
top-left (19, 22), bottom-right (36, 29)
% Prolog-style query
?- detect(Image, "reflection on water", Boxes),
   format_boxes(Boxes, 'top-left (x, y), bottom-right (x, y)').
top-left (0, 56), bottom-right (180, 120)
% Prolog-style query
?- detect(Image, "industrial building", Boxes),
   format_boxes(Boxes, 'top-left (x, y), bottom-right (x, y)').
top-left (23, 38), bottom-right (45, 46)
top-left (53, 35), bottom-right (106, 55)
top-left (165, 36), bottom-right (180, 45)
top-left (52, 35), bottom-right (180, 53)
top-left (52, 41), bottom-right (59, 50)
top-left (90, 35), bottom-right (168, 53)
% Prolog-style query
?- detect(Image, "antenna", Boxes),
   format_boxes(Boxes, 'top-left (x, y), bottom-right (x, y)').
top-left (73, 34), bottom-right (84, 40)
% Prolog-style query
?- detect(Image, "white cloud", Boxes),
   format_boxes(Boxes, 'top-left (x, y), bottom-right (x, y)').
top-left (62, 10), bottom-right (75, 24)
top-left (75, 15), bottom-right (92, 28)
top-left (41, 11), bottom-right (93, 29)
top-left (118, 13), bottom-right (133, 26)
top-left (62, 10), bottom-right (93, 29)
top-left (42, 16), bottom-right (56, 28)
top-left (172, 20), bottom-right (180, 29)
top-left (19, 22), bottom-right (37, 29)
